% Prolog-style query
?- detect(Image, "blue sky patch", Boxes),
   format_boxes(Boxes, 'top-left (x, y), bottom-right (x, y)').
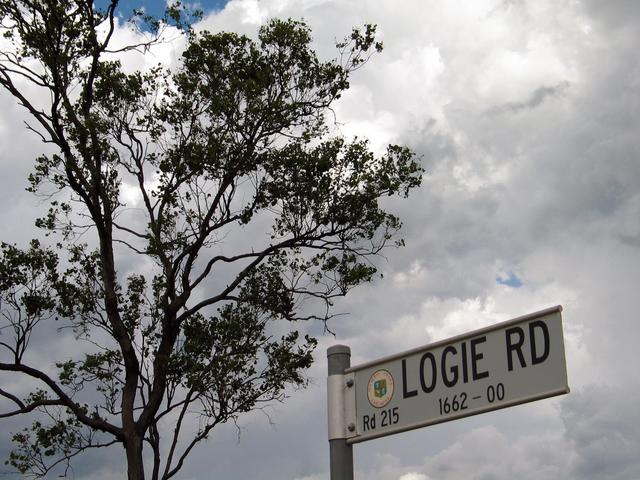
top-left (496, 271), bottom-right (523, 288)
top-left (95, 0), bottom-right (228, 23)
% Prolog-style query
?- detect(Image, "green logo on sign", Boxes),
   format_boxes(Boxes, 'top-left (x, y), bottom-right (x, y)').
top-left (368, 369), bottom-right (394, 408)
top-left (374, 379), bottom-right (387, 398)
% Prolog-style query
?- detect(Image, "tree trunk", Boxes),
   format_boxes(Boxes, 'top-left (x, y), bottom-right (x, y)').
top-left (125, 435), bottom-right (146, 480)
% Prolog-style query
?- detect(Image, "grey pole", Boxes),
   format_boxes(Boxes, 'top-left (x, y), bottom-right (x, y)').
top-left (327, 345), bottom-right (354, 480)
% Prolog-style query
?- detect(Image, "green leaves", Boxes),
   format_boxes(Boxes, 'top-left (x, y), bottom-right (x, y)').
top-left (6, 406), bottom-right (90, 476)
top-left (261, 137), bottom-right (421, 243)
top-left (0, 6), bottom-right (424, 477)
top-left (165, 19), bottom-right (350, 167)
top-left (0, 240), bottom-right (58, 319)
top-left (169, 305), bottom-right (316, 419)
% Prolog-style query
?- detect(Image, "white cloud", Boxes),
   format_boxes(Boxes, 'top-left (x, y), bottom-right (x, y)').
top-left (421, 424), bottom-right (574, 479)
top-left (399, 473), bottom-right (430, 480)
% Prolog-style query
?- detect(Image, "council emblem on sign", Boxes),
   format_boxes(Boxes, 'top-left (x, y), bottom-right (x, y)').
top-left (367, 369), bottom-right (394, 408)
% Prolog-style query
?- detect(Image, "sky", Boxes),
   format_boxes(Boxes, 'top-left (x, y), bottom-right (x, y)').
top-left (1, 0), bottom-right (639, 479)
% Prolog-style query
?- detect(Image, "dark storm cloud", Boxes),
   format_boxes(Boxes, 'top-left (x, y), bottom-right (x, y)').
top-left (487, 81), bottom-right (570, 115)
top-left (581, 0), bottom-right (640, 31)
top-left (561, 385), bottom-right (640, 480)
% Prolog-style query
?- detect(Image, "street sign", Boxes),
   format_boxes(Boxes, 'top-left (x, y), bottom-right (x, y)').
top-left (341, 306), bottom-right (569, 444)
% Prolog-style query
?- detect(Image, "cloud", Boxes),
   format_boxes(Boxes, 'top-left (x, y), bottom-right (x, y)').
top-left (421, 425), bottom-right (572, 479)
top-left (399, 474), bottom-right (430, 480)
top-left (580, 0), bottom-right (640, 32)
top-left (1, 0), bottom-right (639, 479)
top-left (192, 1), bottom-right (639, 478)
top-left (487, 81), bottom-right (571, 115)
top-left (561, 385), bottom-right (640, 480)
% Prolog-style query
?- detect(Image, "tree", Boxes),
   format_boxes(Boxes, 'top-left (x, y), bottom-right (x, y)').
top-left (0, 1), bottom-right (422, 478)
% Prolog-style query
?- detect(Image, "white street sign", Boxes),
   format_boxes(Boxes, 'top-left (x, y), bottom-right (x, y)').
top-left (343, 306), bottom-right (569, 443)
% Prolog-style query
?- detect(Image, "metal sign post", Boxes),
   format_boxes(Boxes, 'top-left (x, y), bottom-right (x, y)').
top-left (327, 306), bottom-right (570, 476)
top-left (327, 345), bottom-right (354, 480)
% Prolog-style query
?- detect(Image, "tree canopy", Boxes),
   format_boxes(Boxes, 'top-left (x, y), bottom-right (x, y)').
top-left (0, 1), bottom-right (422, 478)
